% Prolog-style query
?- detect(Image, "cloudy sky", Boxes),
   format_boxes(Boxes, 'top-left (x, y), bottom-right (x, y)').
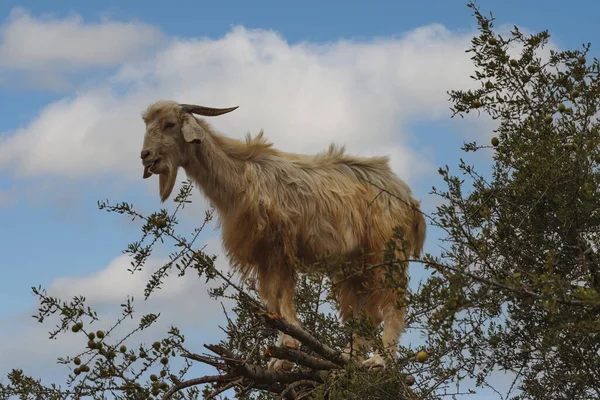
top-left (0, 0), bottom-right (598, 398)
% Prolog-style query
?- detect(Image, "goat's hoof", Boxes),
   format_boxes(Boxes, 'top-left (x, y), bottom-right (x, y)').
top-left (281, 337), bottom-right (301, 349)
top-left (267, 357), bottom-right (295, 371)
top-left (362, 354), bottom-right (387, 370)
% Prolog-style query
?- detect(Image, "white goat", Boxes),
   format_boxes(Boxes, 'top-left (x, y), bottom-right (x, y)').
top-left (139, 100), bottom-right (426, 370)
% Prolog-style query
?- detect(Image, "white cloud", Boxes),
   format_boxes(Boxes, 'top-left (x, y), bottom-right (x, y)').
top-left (0, 8), bottom-right (166, 70)
top-left (0, 23), bottom-right (479, 190)
top-left (0, 8), bottom-right (166, 90)
top-left (0, 238), bottom-right (236, 380)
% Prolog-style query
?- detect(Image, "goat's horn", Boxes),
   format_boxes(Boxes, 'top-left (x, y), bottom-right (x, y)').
top-left (179, 104), bottom-right (238, 116)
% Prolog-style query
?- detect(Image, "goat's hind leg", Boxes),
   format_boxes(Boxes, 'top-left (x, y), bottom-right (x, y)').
top-left (362, 264), bottom-right (408, 369)
top-left (335, 277), bottom-right (376, 362)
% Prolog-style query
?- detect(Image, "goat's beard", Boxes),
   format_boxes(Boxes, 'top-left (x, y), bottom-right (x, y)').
top-left (159, 161), bottom-right (178, 203)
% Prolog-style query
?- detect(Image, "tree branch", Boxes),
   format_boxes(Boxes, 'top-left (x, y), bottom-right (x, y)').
top-left (161, 374), bottom-right (235, 400)
top-left (265, 346), bottom-right (339, 371)
top-left (259, 313), bottom-right (347, 366)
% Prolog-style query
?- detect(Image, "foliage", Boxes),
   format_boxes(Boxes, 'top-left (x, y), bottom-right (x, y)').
top-left (3, 2), bottom-right (600, 399)
top-left (418, 2), bottom-right (600, 398)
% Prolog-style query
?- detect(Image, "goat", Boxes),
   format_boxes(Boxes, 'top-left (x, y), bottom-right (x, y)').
top-left (139, 100), bottom-right (426, 370)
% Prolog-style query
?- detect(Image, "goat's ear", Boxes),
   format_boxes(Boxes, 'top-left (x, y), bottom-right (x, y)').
top-left (181, 114), bottom-right (206, 144)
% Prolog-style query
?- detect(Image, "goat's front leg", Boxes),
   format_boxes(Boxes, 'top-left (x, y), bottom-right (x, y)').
top-left (257, 263), bottom-right (301, 371)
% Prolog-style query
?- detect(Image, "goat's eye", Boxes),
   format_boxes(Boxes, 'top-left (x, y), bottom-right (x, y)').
top-left (164, 122), bottom-right (176, 129)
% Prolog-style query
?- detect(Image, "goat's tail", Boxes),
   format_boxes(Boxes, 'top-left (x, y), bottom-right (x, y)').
top-left (407, 198), bottom-right (427, 258)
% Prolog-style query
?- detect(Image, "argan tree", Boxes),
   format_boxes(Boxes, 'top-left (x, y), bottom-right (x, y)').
top-left (2, 2), bottom-right (600, 399)
top-left (414, 2), bottom-right (600, 398)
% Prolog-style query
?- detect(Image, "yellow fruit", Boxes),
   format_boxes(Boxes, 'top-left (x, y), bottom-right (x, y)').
top-left (416, 350), bottom-right (428, 362)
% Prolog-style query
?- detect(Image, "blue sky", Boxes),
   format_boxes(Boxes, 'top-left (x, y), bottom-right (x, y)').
top-left (1, 0), bottom-right (598, 398)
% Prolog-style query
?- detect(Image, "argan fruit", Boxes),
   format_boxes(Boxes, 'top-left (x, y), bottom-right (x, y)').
top-left (527, 65), bottom-right (537, 74)
top-left (485, 81), bottom-right (494, 89)
top-left (88, 340), bottom-right (96, 349)
top-left (73, 357), bottom-right (81, 365)
top-left (74, 367), bottom-right (81, 375)
top-left (96, 330), bottom-right (105, 339)
top-left (160, 370), bottom-right (167, 377)
top-left (572, 90), bottom-right (580, 98)
top-left (405, 375), bottom-right (416, 386)
top-left (150, 374), bottom-right (158, 382)
top-left (129, 354), bottom-right (137, 362)
top-left (488, 37), bottom-right (498, 45)
top-left (140, 351), bottom-right (148, 359)
top-left (95, 342), bottom-right (102, 350)
top-left (160, 357), bottom-right (169, 365)
top-left (120, 345), bottom-right (127, 353)
top-left (71, 324), bottom-right (81, 333)
top-left (594, 154), bottom-right (600, 163)
top-left (152, 342), bottom-right (161, 351)
top-left (558, 103), bottom-right (566, 112)
top-left (88, 332), bottom-right (95, 340)
top-left (416, 351), bottom-right (429, 362)
top-left (80, 365), bottom-right (90, 373)
top-left (509, 59), bottom-right (519, 67)
top-left (578, 56), bottom-right (586, 64)
top-left (544, 116), bottom-right (553, 124)
top-left (160, 382), bottom-right (169, 390)
top-left (491, 137), bottom-right (500, 147)
top-left (471, 99), bottom-right (482, 108)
